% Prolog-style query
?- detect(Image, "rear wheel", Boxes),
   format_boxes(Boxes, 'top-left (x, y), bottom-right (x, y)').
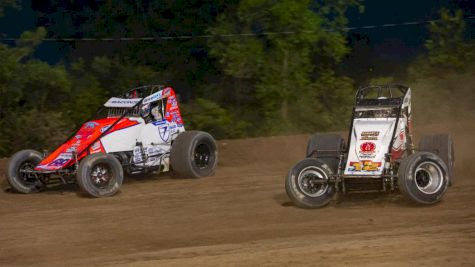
top-left (306, 133), bottom-right (345, 173)
top-left (77, 153), bottom-right (123, 197)
top-left (419, 134), bottom-right (455, 186)
top-left (285, 158), bottom-right (335, 208)
top-left (398, 152), bottom-right (449, 204)
top-left (170, 131), bottom-right (218, 178)
top-left (7, 150), bottom-right (44, 193)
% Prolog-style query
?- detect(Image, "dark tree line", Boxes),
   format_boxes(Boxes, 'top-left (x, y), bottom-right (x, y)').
top-left (0, 1), bottom-right (473, 156)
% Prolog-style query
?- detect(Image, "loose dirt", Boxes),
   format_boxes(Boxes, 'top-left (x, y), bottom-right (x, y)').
top-left (0, 120), bottom-right (474, 266)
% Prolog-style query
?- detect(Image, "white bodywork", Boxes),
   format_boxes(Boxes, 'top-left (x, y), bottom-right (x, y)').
top-left (101, 94), bottom-right (185, 171)
top-left (101, 117), bottom-right (145, 153)
top-left (344, 117), bottom-right (398, 175)
top-left (344, 89), bottom-right (411, 176)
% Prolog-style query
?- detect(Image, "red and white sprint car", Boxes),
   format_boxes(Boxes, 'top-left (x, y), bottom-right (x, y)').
top-left (7, 85), bottom-right (218, 197)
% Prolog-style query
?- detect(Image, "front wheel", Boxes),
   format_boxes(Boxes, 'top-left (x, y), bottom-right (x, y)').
top-left (285, 158), bottom-right (335, 208)
top-left (77, 153), bottom-right (124, 198)
top-left (7, 149), bottom-right (44, 193)
top-left (398, 152), bottom-right (449, 204)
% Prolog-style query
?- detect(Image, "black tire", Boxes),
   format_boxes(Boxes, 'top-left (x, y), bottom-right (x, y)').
top-left (7, 149), bottom-right (44, 193)
top-left (398, 152), bottom-right (449, 204)
top-left (306, 133), bottom-right (345, 173)
top-left (285, 158), bottom-right (335, 209)
top-left (170, 131), bottom-right (218, 178)
top-left (77, 153), bottom-right (123, 197)
top-left (419, 134), bottom-right (455, 186)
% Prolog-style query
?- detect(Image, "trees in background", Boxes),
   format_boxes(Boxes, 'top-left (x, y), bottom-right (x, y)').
top-left (208, 0), bottom-right (361, 134)
top-left (0, 1), bottom-right (473, 156)
top-left (425, 8), bottom-right (475, 71)
top-left (0, 27), bottom-right (70, 155)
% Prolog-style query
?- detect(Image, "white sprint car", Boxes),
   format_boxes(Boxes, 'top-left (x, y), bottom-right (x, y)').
top-left (285, 84), bottom-right (454, 208)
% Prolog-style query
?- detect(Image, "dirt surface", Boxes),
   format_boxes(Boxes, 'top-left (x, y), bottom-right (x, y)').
top-left (0, 121), bottom-right (474, 266)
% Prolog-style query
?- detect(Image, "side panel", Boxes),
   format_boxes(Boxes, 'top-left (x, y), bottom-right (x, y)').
top-left (390, 115), bottom-right (407, 160)
top-left (131, 88), bottom-right (185, 170)
top-left (344, 118), bottom-right (397, 176)
top-left (100, 118), bottom-right (145, 153)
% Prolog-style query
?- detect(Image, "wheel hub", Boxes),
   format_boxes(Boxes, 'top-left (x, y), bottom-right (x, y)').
top-left (415, 162), bottom-right (444, 194)
top-left (18, 162), bottom-right (40, 186)
top-left (194, 143), bottom-right (211, 169)
top-left (297, 166), bottom-right (329, 197)
top-left (91, 164), bottom-right (111, 186)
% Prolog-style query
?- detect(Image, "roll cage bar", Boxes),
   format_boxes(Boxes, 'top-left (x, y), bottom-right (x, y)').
top-left (355, 84), bottom-right (409, 107)
top-left (120, 84), bottom-right (165, 99)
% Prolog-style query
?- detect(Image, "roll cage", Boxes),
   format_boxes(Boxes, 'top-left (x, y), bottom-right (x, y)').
top-left (348, 84), bottom-right (412, 152)
top-left (355, 84), bottom-right (410, 107)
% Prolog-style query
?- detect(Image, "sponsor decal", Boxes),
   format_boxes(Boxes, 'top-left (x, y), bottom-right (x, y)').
top-left (133, 146), bottom-right (143, 163)
top-left (35, 164), bottom-right (48, 170)
top-left (360, 142), bottom-right (376, 153)
top-left (66, 146), bottom-right (77, 153)
top-left (100, 125), bottom-right (111, 133)
top-left (104, 97), bottom-right (141, 108)
top-left (49, 153), bottom-right (73, 167)
top-left (348, 161), bottom-right (382, 172)
top-left (159, 126), bottom-right (170, 142)
top-left (110, 99), bottom-right (139, 105)
top-left (147, 147), bottom-right (162, 156)
top-left (85, 121), bottom-right (99, 129)
top-left (392, 130), bottom-right (405, 150)
top-left (90, 141), bottom-right (104, 154)
top-left (152, 120), bottom-right (166, 126)
top-left (360, 131), bottom-right (380, 140)
top-left (359, 142), bottom-right (376, 159)
top-left (143, 91), bottom-right (163, 104)
top-left (91, 142), bottom-right (100, 150)
top-left (66, 139), bottom-right (81, 153)
top-left (168, 96), bottom-right (178, 109)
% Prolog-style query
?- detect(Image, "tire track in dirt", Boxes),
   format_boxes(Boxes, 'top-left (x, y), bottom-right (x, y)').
top-left (0, 120), bottom-right (474, 266)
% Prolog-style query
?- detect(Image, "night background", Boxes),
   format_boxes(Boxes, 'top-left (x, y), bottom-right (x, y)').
top-left (0, 0), bottom-right (474, 155)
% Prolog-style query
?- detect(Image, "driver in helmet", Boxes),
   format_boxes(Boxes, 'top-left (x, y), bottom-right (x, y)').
top-left (151, 105), bottom-right (163, 121)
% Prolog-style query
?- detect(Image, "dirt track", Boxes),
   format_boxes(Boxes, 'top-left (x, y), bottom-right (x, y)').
top-left (0, 121), bottom-right (474, 266)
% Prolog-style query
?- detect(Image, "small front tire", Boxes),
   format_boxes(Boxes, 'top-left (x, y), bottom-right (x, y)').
top-left (7, 149), bottom-right (44, 193)
top-left (285, 158), bottom-right (335, 208)
top-left (77, 153), bottom-right (124, 198)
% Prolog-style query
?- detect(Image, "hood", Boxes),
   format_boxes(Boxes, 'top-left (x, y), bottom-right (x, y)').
top-left (35, 117), bottom-right (139, 171)
top-left (344, 118), bottom-right (397, 176)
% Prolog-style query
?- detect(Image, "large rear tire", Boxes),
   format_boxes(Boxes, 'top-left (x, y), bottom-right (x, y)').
top-left (398, 152), bottom-right (449, 204)
top-left (170, 131), bottom-right (218, 178)
top-left (306, 133), bottom-right (345, 173)
top-left (419, 134), bottom-right (455, 186)
top-left (7, 150), bottom-right (44, 193)
top-left (77, 153), bottom-right (123, 198)
top-left (285, 158), bottom-right (335, 209)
